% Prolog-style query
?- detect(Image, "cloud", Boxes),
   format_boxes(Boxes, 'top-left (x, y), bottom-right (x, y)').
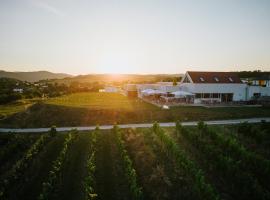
top-left (30, 0), bottom-right (65, 17)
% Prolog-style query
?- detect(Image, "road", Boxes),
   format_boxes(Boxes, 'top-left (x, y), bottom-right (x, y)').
top-left (0, 117), bottom-right (269, 133)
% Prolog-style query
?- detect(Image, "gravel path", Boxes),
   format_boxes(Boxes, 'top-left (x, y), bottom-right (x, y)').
top-left (0, 117), bottom-right (270, 133)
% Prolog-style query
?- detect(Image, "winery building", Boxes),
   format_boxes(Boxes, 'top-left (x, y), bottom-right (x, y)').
top-left (123, 71), bottom-right (270, 105)
top-left (179, 71), bottom-right (270, 104)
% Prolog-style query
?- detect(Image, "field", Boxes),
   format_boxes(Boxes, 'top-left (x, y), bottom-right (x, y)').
top-left (1, 92), bottom-right (270, 128)
top-left (1, 122), bottom-right (270, 200)
top-left (0, 100), bottom-right (33, 120)
top-left (45, 92), bottom-right (155, 111)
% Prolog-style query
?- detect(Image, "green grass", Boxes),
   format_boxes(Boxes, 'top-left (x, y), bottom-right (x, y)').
top-left (0, 92), bottom-right (270, 128)
top-left (0, 100), bottom-right (33, 119)
top-left (45, 92), bottom-right (155, 111)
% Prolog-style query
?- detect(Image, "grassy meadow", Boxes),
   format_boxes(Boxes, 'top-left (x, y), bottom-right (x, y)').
top-left (1, 123), bottom-right (270, 200)
top-left (0, 92), bottom-right (270, 128)
top-left (0, 100), bottom-right (34, 120)
top-left (45, 92), bottom-right (155, 111)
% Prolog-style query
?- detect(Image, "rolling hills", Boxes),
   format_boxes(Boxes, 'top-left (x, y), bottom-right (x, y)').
top-left (0, 70), bottom-right (72, 82)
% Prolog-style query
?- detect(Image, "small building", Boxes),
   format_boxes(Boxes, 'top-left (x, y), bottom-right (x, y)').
top-left (100, 86), bottom-right (118, 93)
top-left (124, 84), bottom-right (138, 97)
top-left (13, 88), bottom-right (23, 93)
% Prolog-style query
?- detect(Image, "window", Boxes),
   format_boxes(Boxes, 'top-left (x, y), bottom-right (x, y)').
top-left (203, 93), bottom-right (210, 98)
top-left (183, 76), bottom-right (190, 83)
top-left (212, 93), bottom-right (219, 98)
top-left (228, 77), bottom-right (234, 82)
top-left (199, 77), bottom-right (205, 82)
top-left (253, 93), bottom-right (261, 98)
top-left (214, 77), bottom-right (219, 82)
top-left (195, 93), bottom-right (202, 98)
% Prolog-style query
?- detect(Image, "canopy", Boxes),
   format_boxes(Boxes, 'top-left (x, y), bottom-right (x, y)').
top-left (141, 89), bottom-right (166, 96)
top-left (171, 91), bottom-right (194, 97)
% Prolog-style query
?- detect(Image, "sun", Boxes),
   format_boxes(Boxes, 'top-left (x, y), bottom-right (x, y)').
top-left (95, 51), bottom-right (137, 74)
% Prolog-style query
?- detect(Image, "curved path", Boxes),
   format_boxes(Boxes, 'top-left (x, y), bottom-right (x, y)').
top-left (0, 117), bottom-right (270, 133)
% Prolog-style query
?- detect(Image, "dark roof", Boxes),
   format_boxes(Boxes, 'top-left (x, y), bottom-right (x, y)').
top-left (252, 75), bottom-right (270, 80)
top-left (187, 71), bottom-right (242, 84)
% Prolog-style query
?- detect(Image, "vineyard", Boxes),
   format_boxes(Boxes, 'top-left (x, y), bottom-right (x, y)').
top-left (0, 122), bottom-right (270, 200)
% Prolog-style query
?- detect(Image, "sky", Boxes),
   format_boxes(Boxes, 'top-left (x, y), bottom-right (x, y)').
top-left (0, 0), bottom-right (270, 75)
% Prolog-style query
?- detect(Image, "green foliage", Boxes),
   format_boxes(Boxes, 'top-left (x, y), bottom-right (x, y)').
top-left (38, 133), bottom-right (74, 200)
top-left (175, 121), bottom-right (182, 135)
top-left (49, 126), bottom-right (57, 137)
top-left (178, 124), bottom-right (270, 199)
top-left (173, 78), bottom-right (177, 86)
top-left (197, 121), bottom-right (207, 131)
top-left (84, 129), bottom-right (98, 199)
top-left (1, 124), bottom-right (270, 199)
top-left (0, 134), bottom-right (48, 199)
top-left (155, 122), bottom-right (219, 200)
top-left (95, 125), bottom-right (100, 131)
top-left (114, 126), bottom-right (143, 200)
top-left (0, 93), bottom-right (22, 104)
top-left (153, 121), bottom-right (159, 133)
top-left (238, 122), bottom-right (251, 135)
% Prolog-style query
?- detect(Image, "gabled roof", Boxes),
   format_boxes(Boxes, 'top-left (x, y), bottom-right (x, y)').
top-left (187, 71), bottom-right (242, 84)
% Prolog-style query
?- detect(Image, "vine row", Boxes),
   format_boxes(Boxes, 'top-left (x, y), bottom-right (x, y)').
top-left (0, 134), bottom-right (49, 199)
top-left (38, 133), bottom-right (74, 200)
top-left (176, 121), bottom-right (270, 199)
top-left (84, 127), bottom-right (98, 200)
top-left (153, 122), bottom-right (219, 200)
top-left (113, 125), bottom-right (143, 200)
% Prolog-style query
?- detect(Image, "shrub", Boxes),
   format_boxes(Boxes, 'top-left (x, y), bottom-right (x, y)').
top-left (49, 126), bottom-right (57, 137)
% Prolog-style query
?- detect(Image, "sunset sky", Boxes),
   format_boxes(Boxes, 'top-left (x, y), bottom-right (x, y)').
top-left (0, 0), bottom-right (270, 75)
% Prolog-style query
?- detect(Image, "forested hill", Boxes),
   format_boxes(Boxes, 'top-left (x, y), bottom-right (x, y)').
top-left (0, 70), bottom-right (72, 82)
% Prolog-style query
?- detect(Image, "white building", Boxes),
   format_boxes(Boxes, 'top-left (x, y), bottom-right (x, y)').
top-left (123, 71), bottom-right (270, 105)
top-left (100, 86), bottom-right (118, 93)
top-left (179, 71), bottom-right (270, 104)
top-left (13, 88), bottom-right (23, 93)
top-left (246, 86), bottom-right (270, 99)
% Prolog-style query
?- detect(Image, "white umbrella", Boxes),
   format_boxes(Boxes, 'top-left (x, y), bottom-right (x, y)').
top-left (154, 90), bottom-right (167, 95)
top-left (141, 89), bottom-right (156, 96)
top-left (172, 91), bottom-right (194, 97)
top-left (141, 89), bottom-right (166, 96)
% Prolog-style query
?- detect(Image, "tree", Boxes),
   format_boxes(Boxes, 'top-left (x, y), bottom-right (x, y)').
top-left (175, 121), bottom-right (182, 135)
top-left (153, 121), bottom-right (160, 133)
top-left (197, 121), bottom-right (206, 130)
top-left (173, 78), bottom-right (177, 86)
top-left (49, 126), bottom-right (57, 137)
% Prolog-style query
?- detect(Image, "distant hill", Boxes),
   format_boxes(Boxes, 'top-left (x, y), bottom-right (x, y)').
top-left (50, 74), bottom-right (184, 84)
top-left (0, 70), bottom-right (73, 82)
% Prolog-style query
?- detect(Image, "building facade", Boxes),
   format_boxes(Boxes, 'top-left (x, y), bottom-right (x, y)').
top-left (179, 71), bottom-right (248, 103)
top-left (124, 71), bottom-right (270, 105)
